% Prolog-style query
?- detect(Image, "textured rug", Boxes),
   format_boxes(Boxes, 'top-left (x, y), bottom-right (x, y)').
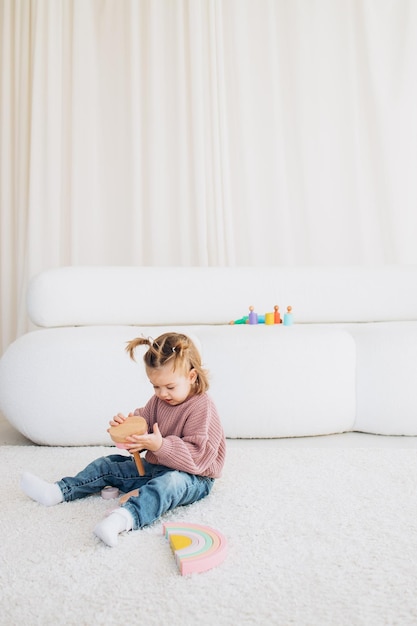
top-left (2, 442), bottom-right (417, 626)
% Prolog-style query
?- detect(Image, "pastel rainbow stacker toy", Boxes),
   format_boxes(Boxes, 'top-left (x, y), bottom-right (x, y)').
top-left (163, 522), bottom-right (228, 575)
top-left (108, 415), bottom-right (147, 476)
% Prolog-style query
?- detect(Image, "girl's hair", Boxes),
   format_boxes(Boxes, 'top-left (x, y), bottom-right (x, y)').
top-left (126, 332), bottom-right (209, 394)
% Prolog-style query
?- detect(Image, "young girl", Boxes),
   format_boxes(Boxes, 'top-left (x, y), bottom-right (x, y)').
top-left (21, 332), bottom-right (226, 547)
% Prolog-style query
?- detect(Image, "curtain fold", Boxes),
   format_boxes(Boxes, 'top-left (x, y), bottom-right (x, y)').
top-left (1, 0), bottom-right (417, 353)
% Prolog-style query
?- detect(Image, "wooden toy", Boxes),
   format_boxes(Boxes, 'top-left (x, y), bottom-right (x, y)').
top-left (119, 488), bottom-right (139, 504)
top-left (274, 305), bottom-right (282, 324)
top-left (229, 315), bottom-right (248, 325)
top-left (264, 312), bottom-right (274, 324)
top-left (108, 415), bottom-right (147, 476)
top-left (163, 522), bottom-right (228, 575)
top-left (101, 486), bottom-right (120, 499)
top-left (230, 305), bottom-right (288, 326)
top-left (284, 305), bottom-right (293, 326)
top-left (248, 306), bottom-right (258, 324)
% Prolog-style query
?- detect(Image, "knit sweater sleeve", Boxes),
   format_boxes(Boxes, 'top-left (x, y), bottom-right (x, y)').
top-left (140, 394), bottom-right (226, 478)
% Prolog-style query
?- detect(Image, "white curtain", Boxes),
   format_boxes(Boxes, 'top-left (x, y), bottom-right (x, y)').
top-left (1, 0), bottom-right (417, 354)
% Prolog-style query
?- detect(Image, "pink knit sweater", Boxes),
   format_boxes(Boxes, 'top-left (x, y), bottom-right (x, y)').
top-left (137, 393), bottom-right (226, 478)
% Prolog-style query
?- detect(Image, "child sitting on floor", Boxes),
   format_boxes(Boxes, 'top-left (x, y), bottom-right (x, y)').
top-left (21, 332), bottom-right (226, 547)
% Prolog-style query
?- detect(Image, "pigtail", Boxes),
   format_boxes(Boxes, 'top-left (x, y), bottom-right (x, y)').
top-left (125, 332), bottom-right (210, 393)
top-left (170, 336), bottom-right (188, 359)
top-left (125, 336), bottom-right (152, 362)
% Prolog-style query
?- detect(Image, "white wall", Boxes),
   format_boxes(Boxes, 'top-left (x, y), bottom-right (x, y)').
top-left (1, 0), bottom-right (417, 353)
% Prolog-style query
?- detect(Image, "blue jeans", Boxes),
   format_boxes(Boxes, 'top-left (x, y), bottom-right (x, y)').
top-left (57, 454), bottom-right (215, 529)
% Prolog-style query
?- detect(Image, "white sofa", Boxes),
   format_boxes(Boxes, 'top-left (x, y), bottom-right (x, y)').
top-left (1, 266), bottom-right (417, 445)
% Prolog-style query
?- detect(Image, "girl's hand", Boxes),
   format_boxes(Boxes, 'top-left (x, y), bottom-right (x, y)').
top-left (108, 411), bottom-right (136, 427)
top-left (124, 423), bottom-right (163, 453)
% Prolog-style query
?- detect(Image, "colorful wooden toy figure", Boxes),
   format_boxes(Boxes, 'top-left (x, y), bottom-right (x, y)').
top-left (264, 312), bottom-right (274, 325)
top-left (229, 316), bottom-right (249, 325)
top-left (274, 305), bottom-right (282, 324)
top-left (230, 305), bottom-right (290, 326)
top-left (108, 415), bottom-right (147, 476)
top-left (248, 306), bottom-right (258, 324)
top-left (283, 306), bottom-right (293, 326)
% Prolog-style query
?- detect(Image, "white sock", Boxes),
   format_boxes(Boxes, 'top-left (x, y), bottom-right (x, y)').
top-left (93, 509), bottom-right (133, 547)
top-left (20, 471), bottom-right (63, 507)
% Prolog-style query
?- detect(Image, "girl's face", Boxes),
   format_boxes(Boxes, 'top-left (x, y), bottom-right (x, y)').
top-left (146, 363), bottom-right (197, 406)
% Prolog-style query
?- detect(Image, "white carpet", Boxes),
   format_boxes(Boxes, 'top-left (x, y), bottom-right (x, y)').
top-left (2, 441), bottom-right (417, 626)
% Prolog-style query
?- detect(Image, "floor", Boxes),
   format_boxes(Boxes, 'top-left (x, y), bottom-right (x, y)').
top-left (2, 411), bottom-right (417, 448)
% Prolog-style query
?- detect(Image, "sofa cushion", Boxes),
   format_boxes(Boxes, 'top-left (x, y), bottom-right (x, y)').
top-left (346, 321), bottom-right (417, 436)
top-left (27, 265), bottom-right (417, 327)
top-left (0, 324), bottom-right (356, 445)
